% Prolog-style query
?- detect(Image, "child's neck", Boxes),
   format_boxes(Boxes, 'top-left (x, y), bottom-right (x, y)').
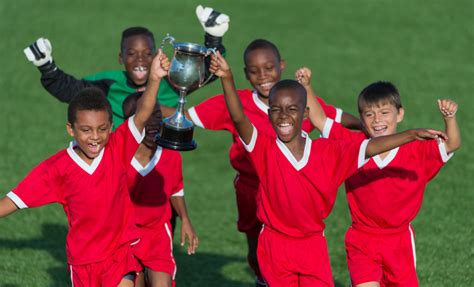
top-left (257, 93), bottom-right (270, 106)
top-left (283, 134), bottom-right (306, 161)
top-left (134, 144), bottom-right (156, 166)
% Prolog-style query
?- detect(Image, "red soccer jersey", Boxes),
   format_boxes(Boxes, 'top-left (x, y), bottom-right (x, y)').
top-left (324, 120), bottom-right (453, 230)
top-left (127, 146), bottom-right (184, 229)
top-left (242, 124), bottom-right (369, 237)
top-left (7, 117), bottom-right (143, 265)
top-left (188, 89), bottom-right (342, 184)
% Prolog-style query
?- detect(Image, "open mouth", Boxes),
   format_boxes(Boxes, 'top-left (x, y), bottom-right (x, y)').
top-left (372, 125), bottom-right (388, 136)
top-left (87, 142), bottom-right (101, 154)
top-left (277, 122), bottom-right (293, 135)
top-left (258, 82), bottom-right (274, 93)
top-left (132, 66), bottom-right (148, 81)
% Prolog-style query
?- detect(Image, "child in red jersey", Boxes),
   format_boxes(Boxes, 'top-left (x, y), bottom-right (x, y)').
top-left (209, 52), bottom-right (448, 287)
top-left (122, 93), bottom-right (198, 287)
top-left (300, 69), bottom-right (461, 287)
top-left (160, 39), bottom-right (360, 286)
top-left (0, 51), bottom-right (170, 287)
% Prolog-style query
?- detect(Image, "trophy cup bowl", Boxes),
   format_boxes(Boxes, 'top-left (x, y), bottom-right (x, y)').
top-left (155, 34), bottom-right (216, 151)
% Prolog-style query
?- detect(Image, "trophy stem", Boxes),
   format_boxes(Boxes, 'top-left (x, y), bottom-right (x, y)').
top-left (174, 89), bottom-right (188, 127)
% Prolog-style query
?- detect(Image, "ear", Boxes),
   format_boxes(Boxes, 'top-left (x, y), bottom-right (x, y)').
top-left (66, 122), bottom-right (75, 137)
top-left (303, 106), bottom-right (309, 119)
top-left (244, 67), bottom-right (250, 81)
top-left (396, 107), bottom-right (405, 123)
top-left (279, 59), bottom-right (286, 72)
top-left (118, 51), bottom-right (124, 65)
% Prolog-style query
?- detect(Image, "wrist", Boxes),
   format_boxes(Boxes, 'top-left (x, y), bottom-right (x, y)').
top-left (38, 60), bottom-right (57, 74)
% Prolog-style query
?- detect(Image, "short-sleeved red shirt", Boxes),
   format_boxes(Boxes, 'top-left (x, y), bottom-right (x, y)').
top-left (241, 124), bottom-right (368, 237)
top-left (127, 147), bottom-right (184, 229)
top-left (324, 120), bottom-right (453, 230)
top-left (8, 117), bottom-right (143, 265)
top-left (188, 89), bottom-right (342, 185)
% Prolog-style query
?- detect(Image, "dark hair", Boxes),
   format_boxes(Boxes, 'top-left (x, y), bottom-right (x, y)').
top-left (358, 81), bottom-right (402, 113)
top-left (68, 87), bottom-right (112, 125)
top-left (122, 92), bottom-right (141, 119)
top-left (122, 92), bottom-right (162, 126)
top-left (269, 79), bottom-right (307, 107)
top-left (243, 39), bottom-right (281, 66)
top-left (121, 26), bottom-right (155, 52)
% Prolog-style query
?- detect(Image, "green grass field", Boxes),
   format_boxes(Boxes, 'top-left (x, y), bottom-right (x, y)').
top-left (0, 0), bottom-right (473, 286)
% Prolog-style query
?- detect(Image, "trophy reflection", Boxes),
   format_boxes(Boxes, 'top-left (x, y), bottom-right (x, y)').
top-left (156, 33), bottom-right (216, 151)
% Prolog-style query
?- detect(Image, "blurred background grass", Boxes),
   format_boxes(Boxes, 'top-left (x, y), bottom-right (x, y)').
top-left (0, 0), bottom-right (473, 286)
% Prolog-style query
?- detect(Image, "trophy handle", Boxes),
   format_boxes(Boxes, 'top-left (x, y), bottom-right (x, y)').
top-left (160, 33), bottom-right (175, 50)
top-left (199, 47), bottom-right (218, 88)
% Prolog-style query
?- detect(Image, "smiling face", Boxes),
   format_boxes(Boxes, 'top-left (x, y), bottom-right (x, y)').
top-left (119, 35), bottom-right (156, 87)
top-left (244, 48), bottom-right (285, 100)
top-left (360, 101), bottom-right (404, 138)
top-left (67, 110), bottom-right (113, 164)
top-left (268, 87), bottom-right (308, 143)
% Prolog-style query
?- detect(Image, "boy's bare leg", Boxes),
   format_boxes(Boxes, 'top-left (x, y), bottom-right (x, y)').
top-left (118, 277), bottom-right (135, 287)
top-left (135, 271), bottom-right (145, 287)
top-left (148, 270), bottom-right (172, 287)
top-left (356, 282), bottom-right (380, 287)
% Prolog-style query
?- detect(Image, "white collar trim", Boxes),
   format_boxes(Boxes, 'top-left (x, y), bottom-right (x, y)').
top-left (276, 132), bottom-right (311, 171)
top-left (67, 141), bottom-right (104, 175)
top-left (131, 146), bottom-right (163, 176)
top-left (252, 90), bottom-right (269, 114)
top-left (372, 147), bottom-right (399, 169)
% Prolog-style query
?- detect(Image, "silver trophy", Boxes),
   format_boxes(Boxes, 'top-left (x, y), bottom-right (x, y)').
top-left (156, 33), bottom-right (216, 151)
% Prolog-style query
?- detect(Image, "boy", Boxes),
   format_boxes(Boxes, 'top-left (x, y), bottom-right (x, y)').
top-left (122, 93), bottom-right (198, 287)
top-left (300, 72), bottom-right (461, 286)
top-left (0, 50), bottom-right (170, 286)
top-left (159, 38), bottom-right (360, 286)
top-left (209, 51), bottom-right (448, 287)
top-left (24, 5), bottom-right (229, 129)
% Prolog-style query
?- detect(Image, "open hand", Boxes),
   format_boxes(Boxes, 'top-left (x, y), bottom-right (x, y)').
top-left (181, 219), bottom-right (199, 255)
top-left (412, 128), bottom-right (448, 142)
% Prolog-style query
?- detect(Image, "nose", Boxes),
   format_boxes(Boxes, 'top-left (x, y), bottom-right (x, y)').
top-left (373, 113), bottom-right (381, 123)
top-left (91, 129), bottom-right (100, 140)
top-left (257, 68), bottom-right (266, 79)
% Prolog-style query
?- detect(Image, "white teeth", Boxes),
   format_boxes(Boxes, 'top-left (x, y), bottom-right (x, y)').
top-left (260, 83), bottom-right (272, 88)
top-left (279, 123), bottom-right (291, 127)
top-left (134, 66), bottom-right (147, 72)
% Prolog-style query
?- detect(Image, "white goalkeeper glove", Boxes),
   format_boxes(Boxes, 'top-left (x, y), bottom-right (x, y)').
top-left (196, 5), bottom-right (230, 38)
top-left (24, 37), bottom-right (53, 67)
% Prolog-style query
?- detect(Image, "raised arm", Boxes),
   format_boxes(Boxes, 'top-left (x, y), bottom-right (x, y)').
top-left (295, 67), bottom-right (327, 132)
top-left (24, 37), bottom-right (112, 103)
top-left (366, 128), bottom-right (448, 158)
top-left (170, 196), bottom-right (198, 255)
top-left (134, 50), bottom-right (169, 133)
top-left (210, 51), bottom-right (253, 144)
top-left (0, 197), bottom-right (19, 218)
top-left (438, 99), bottom-right (461, 153)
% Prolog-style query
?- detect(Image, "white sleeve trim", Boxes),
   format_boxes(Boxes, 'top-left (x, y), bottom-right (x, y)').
top-left (128, 115), bottom-right (145, 143)
top-left (321, 118), bottom-right (334, 139)
top-left (358, 139), bottom-right (371, 168)
top-left (335, 108), bottom-right (343, 123)
top-left (239, 125), bottom-right (257, 152)
top-left (7, 191), bottom-right (28, 209)
top-left (438, 141), bottom-right (454, 163)
top-left (171, 189), bottom-right (184, 197)
top-left (187, 107), bottom-right (204, 128)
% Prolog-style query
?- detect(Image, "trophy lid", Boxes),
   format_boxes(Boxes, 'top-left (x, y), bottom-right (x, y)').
top-left (173, 42), bottom-right (208, 55)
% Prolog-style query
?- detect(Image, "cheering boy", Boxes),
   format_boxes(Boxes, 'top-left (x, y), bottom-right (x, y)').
top-left (0, 50), bottom-right (169, 286)
top-left (210, 52), bottom-right (448, 287)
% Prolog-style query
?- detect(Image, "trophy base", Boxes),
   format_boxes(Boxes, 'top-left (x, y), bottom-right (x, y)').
top-left (155, 125), bottom-right (197, 151)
